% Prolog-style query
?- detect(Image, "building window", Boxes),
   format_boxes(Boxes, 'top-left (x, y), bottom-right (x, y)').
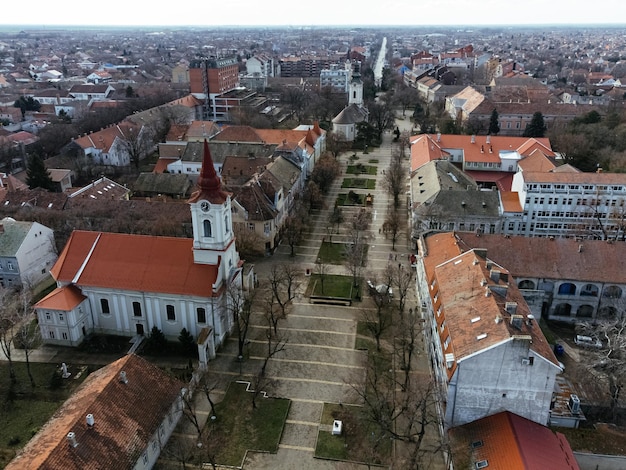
top-left (59, 313), bottom-right (64, 322)
top-left (166, 305), bottom-right (176, 321)
top-left (62, 332), bottom-right (68, 340)
top-left (100, 298), bottom-right (110, 314)
top-left (197, 308), bottom-right (206, 324)
top-left (224, 215), bottom-right (229, 233)
top-left (49, 330), bottom-right (55, 339)
top-left (45, 312), bottom-right (51, 321)
top-left (203, 219), bottom-right (212, 237)
top-left (133, 302), bottom-right (142, 317)
top-left (7, 262), bottom-right (13, 271)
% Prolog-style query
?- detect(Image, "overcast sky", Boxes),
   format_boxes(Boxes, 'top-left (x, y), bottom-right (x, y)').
top-left (2, 0), bottom-right (626, 27)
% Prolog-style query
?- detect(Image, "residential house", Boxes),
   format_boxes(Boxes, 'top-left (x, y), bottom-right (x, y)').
top-left (0, 217), bottom-right (57, 289)
top-left (5, 354), bottom-right (184, 470)
top-left (232, 180), bottom-right (280, 255)
top-left (35, 141), bottom-right (243, 351)
top-left (448, 411), bottom-right (580, 470)
top-left (68, 84), bottom-right (115, 102)
top-left (47, 169), bottom-right (73, 193)
top-left (31, 89), bottom-right (72, 105)
top-left (69, 121), bottom-right (149, 167)
top-left (455, 232), bottom-right (626, 322)
top-left (416, 232), bottom-right (561, 428)
top-left (133, 173), bottom-right (192, 199)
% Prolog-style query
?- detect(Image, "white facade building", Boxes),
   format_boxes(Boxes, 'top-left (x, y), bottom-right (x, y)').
top-left (0, 217), bottom-right (57, 289)
top-left (35, 140), bottom-right (243, 353)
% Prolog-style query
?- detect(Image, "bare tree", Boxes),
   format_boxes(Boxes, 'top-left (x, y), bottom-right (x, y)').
top-left (361, 295), bottom-right (393, 352)
top-left (267, 263), bottom-right (300, 317)
top-left (13, 289), bottom-right (37, 387)
top-left (0, 289), bottom-right (18, 384)
top-left (577, 316), bottom-right (626, 421)
top-left (344, 209), bottom-right (371, 288)
top-left (251, 324), bottom-right (286, 410)
top-left (228, 285), bottom-right (256, 358)
top-left (383, 151), bottom-right (407, 209)
top-left (314, 256), bottom-right (330, 295)
top-left (119, 123), bottom-right (154, 170)
top-left (383, 208), bottom-right (403, 250)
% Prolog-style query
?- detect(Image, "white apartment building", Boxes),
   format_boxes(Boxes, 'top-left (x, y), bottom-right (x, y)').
top-left (319, 62), bottom-right (351, 93)
top-left (505, 168), bottom-right (626, 239)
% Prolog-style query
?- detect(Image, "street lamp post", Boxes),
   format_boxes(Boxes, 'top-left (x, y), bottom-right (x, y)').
top-left (238, 355), bottom-right (243, 375)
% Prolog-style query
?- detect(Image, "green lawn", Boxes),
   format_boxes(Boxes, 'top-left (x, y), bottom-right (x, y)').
top-left (315, 402), bottom-right (391, 465)
top-left (346, 164), bottom-right (377, 175)
top-left (309, 274), bottom-right (361, 300)
top-left (210, 381), bottom-right (290, 466)
top-left (0, 362), bottom-right (90, 468)
top-left (336, 193), bottom-right (364, 206)
top-left (341, 178), bottom-right (376, 190)
top-left (318, 241), bottom-right (347, 264)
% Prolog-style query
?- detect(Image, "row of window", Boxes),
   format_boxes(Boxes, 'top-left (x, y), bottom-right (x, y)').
top-left (527, 197), bottom-right (624, 207)
top-left (527, 184), bottom-right (625, 193)
top-left (100, 299), bottom-right (208, 323)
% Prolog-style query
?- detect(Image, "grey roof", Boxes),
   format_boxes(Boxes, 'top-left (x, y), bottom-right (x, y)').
top-left (182, 141), bottom-right (276, 164)
top-left (0, 218), bottom-right (32, 256)
top-left (411, 159), bottom-right (477, 205)
top-left (264, 156), bottom-right (301, 192)
top-left (332, 103), bottom-right (368, 125)
top-left (133, 173), bottom-right (192, 196)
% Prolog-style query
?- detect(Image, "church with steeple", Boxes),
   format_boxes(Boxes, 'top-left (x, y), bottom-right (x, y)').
top-left (34, 140), bottom-right (243, 358)
top-left (331, 61), bottom-right (369, 142)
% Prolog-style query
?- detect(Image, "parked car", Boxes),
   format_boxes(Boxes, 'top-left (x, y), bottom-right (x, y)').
top-left (367, 280), bottom-right (393, 298)
top-left (573, 335), bottom-right (602, 349)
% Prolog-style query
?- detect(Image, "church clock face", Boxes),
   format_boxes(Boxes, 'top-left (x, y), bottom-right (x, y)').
top-left (200, 201), bottom-right (210, 212)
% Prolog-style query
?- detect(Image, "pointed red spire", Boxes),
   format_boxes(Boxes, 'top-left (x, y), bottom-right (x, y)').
top-left (188, 139), bottom-right (229, 204)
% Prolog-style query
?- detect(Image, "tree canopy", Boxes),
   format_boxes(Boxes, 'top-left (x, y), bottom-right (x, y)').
top-left (26, 154), bottom-right (54, 190)
top-left (523, 111), bottom-right (546, 137)
top-left (488, 109), bottom-right (500, 135)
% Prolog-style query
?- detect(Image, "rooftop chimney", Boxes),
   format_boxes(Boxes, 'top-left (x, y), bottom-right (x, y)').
top-left (86, 413), bottom-right (95, 427)
top-left (67, 432), bottom-right (78, 448)
top-left (119, 371), bottom-right (128, 384)
top-left (486, 135), bottom-right (491, 144)
top-left (471, 135), bottom-right (476, 144)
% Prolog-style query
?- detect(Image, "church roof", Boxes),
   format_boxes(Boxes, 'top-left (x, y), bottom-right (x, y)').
top-left (35, 285), bottom-right (86, 311)
top-left (188, 139), bottom-right (230, 205)
top-left (50, 230), bottom-right (219, 297)
top-left (332, 103), bottom-right (368, 125)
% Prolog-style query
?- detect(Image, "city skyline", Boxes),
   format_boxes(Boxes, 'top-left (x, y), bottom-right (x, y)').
top-left (2, 0), bottom-right (626, 28)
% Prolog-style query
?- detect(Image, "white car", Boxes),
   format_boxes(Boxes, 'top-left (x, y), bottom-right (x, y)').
top-left (573, 335), bottom-right (602, 349)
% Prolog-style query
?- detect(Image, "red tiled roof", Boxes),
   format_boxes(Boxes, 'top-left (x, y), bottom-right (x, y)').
top-left (6, 354), bottom-right (183, 470)
top-left (35, 285), bottom-right (86, 311)
top-left (500, 191), bottom-right (523, 213)
top-left (449, 411), bottom-right (580, 470)
top-left (51, 230), bottom-right (219, 297)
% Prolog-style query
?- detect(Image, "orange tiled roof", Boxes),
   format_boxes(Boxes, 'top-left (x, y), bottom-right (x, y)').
top-left (6, 354), bottom-right (183, 470)
top-left (449, 411), bottom-right (580, 470)
top-left (517, 152), bottom-right (556, 172)
top-left (522, 171), bottom-right (626, 184)
top-left (500, 191), bottom-right (523, 213)
top-left (35, 285), bottom-right (86, 311)
top-left (410, 135), bottom-right (449, 171)
top-left (423, 232), bottom-right (559, 373)
top-left (50, 230), bottom-right (219, 297)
